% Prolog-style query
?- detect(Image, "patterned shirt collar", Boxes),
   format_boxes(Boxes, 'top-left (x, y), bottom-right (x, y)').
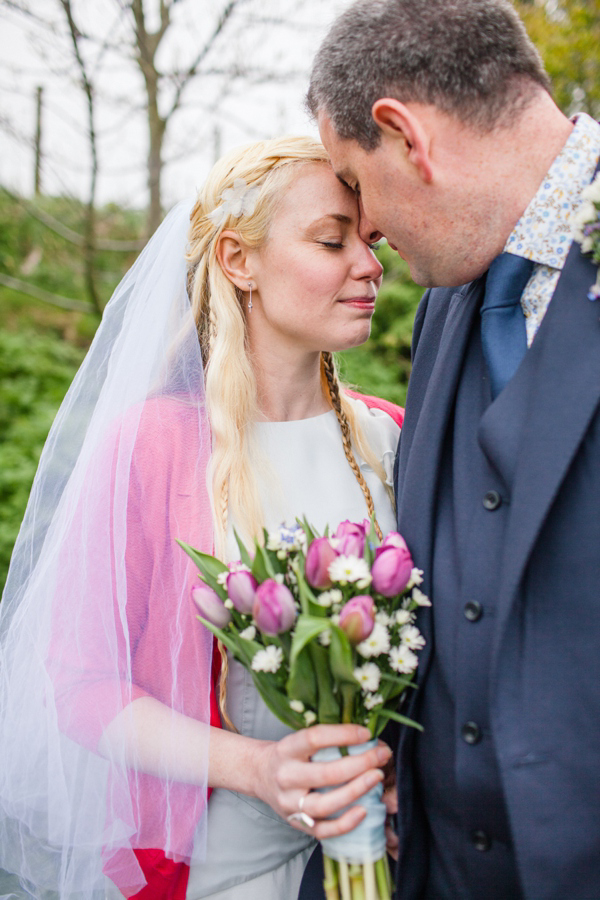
top-left (504, 112), bottom-right (600, 269)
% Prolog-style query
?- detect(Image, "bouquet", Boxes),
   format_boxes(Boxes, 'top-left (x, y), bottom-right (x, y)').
top-left (178, 518), bottom-right (430, 900)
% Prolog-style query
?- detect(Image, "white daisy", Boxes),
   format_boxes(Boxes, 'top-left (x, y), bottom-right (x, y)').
top-left (364, 693), bottom-right (384, 710)
top-left (395, 609), bottom-right (414, 626)
top-left (289, 699), bottom-right (305, 713)
top-left (316, 588), bottom-right (343, 608)
top-left (375, 610), bottom-right (393, 627)
top-left (318, 629), bottom-right (332, 647)
top-left (400, 625), bottom-right (426, 650)
top-left (412, 587), bottom-right (431, 607)
top-left (406, 567), bottom-right (424, 590)
top-left (357, 623), bottom-right (391, 659)
top-left (329, 555), bottom-right (372, 586)
top-left (251, 645), bottom-right (283, 673)
top-left (239, 625), bottom-right (256, 641)
top-left (389, 645), bottom-right (418, 674)
top-left (353, 662), bottom-right (381, 693)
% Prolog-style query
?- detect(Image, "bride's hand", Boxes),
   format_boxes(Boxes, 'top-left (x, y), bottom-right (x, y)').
top-left (253, 724), bottom-right (392, 839)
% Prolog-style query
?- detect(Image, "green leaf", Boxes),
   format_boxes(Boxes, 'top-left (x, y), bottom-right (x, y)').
top-left (310, 643), bottom-right (341, 724)
top-left (295, 569), bottom-right (320, 616)
top-left (249, 670), bottom-right (305, 729)
top-left (297, 516), bottom-right (317, 545)
top-left (233, 529), bottom-right (253, 569)
top-left (251, 543), bottom-right (276, 582)
top-left (375, 708), bottom-right (424, 732)
top-left (329, 625), bottom-right (359, 686)
top-left (380, 672), bottom-right (418, 690)
top-left (289, 614), bottom-right (331, 666)
top-left (286, 645), bottom-right (318, 709)
top-left (177, 540), bottom-right (228, 597)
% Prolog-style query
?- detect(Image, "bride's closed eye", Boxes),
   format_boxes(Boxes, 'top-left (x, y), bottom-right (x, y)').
top-left (319, 240), bottom-right (345, 249)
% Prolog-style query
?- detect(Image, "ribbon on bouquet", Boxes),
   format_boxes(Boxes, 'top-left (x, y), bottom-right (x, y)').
top-left (312, 740), bottom-right (388, 865)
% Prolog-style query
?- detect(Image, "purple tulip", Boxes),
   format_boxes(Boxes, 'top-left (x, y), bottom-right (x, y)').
top-left (339, 595), bottom-right (375, 644)
top-left (191, 583), bottom-right (231, 628)
top-left (253, 580), bottom-right (297, 635)
top-left (226, 570), bottom-right (258, 614)
top-left (371, 543), bottom-right (414, 598)
top-left (334, 519), bottom-right (369, 558)
top-left (305, 537), bottom-right (338, 589)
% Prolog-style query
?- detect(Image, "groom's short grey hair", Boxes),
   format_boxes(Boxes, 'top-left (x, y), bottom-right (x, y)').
top-left (307, 0), bottom-right (551, 150)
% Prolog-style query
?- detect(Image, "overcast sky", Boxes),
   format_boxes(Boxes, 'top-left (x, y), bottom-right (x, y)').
top-left (0, 0), bottom-right (352, 210)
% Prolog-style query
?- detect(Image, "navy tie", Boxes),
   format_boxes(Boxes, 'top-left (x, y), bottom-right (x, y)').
top-left (480, 252), bottom-right (534, 400)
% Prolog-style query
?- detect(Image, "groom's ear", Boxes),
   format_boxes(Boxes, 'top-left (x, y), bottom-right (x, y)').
top-left (371, 99), bottom-right (433, 184)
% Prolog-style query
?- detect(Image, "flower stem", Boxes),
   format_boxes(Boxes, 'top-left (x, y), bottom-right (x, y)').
top-left (363, 860), bottom-right (377, 900)
top-left (349, 864), bottom-right (366, 900)
top-left (338, 858), bottom-right (352, 900)
top-left (323, 854), bottom-right (339, 900)
top-left (375, 857), bottom-right (392, 900)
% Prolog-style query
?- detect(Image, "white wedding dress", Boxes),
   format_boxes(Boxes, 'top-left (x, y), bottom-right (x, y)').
top-left (186, 397), bottom-right (400, 900)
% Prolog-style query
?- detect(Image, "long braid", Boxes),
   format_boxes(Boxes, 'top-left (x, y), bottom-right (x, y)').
top-left (322, 352), bottom-right (384, 541)
top-left (216, 479), bottom-right (236, 731)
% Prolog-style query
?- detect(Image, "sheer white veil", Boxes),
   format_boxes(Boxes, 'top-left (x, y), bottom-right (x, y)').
top-left (0, 200), bottom-right (214, 897)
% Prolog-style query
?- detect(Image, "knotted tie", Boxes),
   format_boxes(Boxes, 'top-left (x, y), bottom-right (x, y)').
top-left (480, 252), bottom-right (534, 399)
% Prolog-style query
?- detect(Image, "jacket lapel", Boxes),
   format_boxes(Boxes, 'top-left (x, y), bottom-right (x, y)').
top-left (490, 240), bottom-right (600, 665)
top-left (397, 275), bottom-right (485, 679)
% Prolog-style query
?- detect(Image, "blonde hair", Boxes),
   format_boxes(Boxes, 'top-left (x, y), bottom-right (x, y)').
top-left (185, 136), bottom-right (392, 726)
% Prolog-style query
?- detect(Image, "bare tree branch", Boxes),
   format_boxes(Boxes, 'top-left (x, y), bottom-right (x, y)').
top-left (0, 272), bottom-right (93, 313)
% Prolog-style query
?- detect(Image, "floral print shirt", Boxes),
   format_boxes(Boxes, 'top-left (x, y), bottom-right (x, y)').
top-left (503, 112), bottom-right (600, 346)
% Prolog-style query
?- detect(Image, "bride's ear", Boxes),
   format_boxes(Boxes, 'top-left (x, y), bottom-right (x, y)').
top-left (215, 231), bottom-right (254, 290)
top-left (371, 98), bottom-right (433, 184)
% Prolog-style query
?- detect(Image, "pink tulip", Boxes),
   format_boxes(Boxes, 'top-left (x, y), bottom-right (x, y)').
top-left (191, 583), bottom-right (231, 628)
top-left (226, 570), bottom-right (258, 614)
top-left (339, 595), bottom-right (375, 644)
top-left (371, 543), bottom-right (414, 598)
top-left (381, 532), bottom-right (411, 553)
top-left (305, 537), bottom-right (338, 589)
top-left (334, 519), bottom-right (369, 558)
top-left (253, 580), bottom-right (297, 635)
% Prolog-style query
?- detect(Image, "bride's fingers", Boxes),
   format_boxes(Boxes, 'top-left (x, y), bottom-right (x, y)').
top-left (300, 768), bottom-right (383, 820)
top-left (311, 804), bottom-right (367, 841)
top-left (279, 743), bottom-right (392, 791)
top-left (285, 724), bottom-right (372, 759)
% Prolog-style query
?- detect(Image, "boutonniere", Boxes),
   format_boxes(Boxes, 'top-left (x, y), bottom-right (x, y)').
top-left (573, 172), bottom-right (600, 301)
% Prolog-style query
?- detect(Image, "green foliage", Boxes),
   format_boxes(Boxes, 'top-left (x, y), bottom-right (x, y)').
top-left (514, 0), bottom-right (600, 118)
top-left (0, 330), bottom-right (84, 593)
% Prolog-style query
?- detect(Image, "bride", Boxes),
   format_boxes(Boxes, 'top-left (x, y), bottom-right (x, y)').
top-left (0, 136), bottom-right (402, 899)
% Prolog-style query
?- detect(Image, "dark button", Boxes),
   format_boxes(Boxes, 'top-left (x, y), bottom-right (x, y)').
top-left (472, 830), bottom-right (492, 852)
top-left (464, 601), bottom-right (483, 622)
top-left (461, 721), bottom-right (482, 745)
top-left (483, 490), bottom-right (502, 510)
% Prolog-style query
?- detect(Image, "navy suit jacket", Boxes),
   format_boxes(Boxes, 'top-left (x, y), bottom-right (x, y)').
top-left (393, 230), bottom-right (600, 898)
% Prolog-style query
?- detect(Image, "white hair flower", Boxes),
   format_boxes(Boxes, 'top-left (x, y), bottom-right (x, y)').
top-left (208, 178), bottom-right (261, 227)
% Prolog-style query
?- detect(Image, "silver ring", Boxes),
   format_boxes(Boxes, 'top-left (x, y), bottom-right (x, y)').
top-left (287, 793), bottom-right (314, 828)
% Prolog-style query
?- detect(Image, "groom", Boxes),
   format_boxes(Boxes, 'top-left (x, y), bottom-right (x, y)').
top-left (308, 1), bottom-right (600, 898)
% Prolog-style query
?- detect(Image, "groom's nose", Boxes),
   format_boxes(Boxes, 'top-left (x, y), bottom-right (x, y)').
top-left (358, 198), bottom-right (384, 245)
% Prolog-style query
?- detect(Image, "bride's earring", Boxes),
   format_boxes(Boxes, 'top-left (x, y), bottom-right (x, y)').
top-left (247, 281), bottom-right (253, 312)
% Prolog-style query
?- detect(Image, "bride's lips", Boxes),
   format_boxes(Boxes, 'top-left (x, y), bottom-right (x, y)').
top-left (338, 296), bottom-right (376, 310)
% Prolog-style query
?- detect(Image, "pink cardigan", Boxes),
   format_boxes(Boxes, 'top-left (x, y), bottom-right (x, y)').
top-left (53, 391), bottom-right (403, 897)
